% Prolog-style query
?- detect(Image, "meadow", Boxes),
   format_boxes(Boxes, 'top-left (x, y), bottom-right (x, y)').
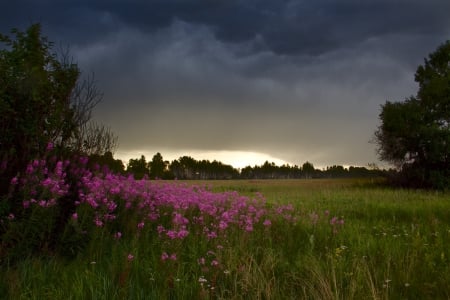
top-left (1, 162), bottom-right (450, 299)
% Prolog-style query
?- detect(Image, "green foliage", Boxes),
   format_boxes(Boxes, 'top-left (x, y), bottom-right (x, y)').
top-left (0, 24), bottom-right (118, 199)
top-left (89, 151), bottom-right (125, 174)
top-left (148, 152), bottom-right (168, 179)
top-left (126, 155), bottom-right (149, 179)
top-left (375, 41), bottom-right (450, 189)
top-left (0, 24), bottom-right (79, 194)
top-left (2, 205), bottom-right (59, 262)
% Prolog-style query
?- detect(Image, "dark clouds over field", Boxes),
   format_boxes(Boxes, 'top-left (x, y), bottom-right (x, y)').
top-left (2, 1), bottom-right (450, 167)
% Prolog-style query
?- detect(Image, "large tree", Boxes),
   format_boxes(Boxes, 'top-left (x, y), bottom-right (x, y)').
top-left (0, 24), bottom-right (117, 194)
top-left (1, 25), bottom-right (77, 176)
top-left (374, 41), bottom-right (450, 188)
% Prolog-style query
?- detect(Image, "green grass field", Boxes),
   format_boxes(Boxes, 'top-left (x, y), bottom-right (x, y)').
top-left (2, 178), bottom-right (450, 299)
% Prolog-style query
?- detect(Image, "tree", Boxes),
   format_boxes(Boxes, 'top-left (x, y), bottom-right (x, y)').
top-left (0, 24), bottom-right (117, 194)
top-left (69, 74), bottom-right (118, 156)
top-left (149, 152), bottom-right (167, 179)
top-left (78, 121), bottom-right (118, 156)
top-left (0, 24), bottom-right (76, 194)
top-left (0, 24), bottom-right (120, 260)
top-left (302, 161), bottom-right (315, 179)
top-left (178, 156), bottom-right (197, 179)
top-left (374, 41), bottom-right (450, 188)
top-left (89, 151), bottom-right (125, 174)
top-left (127, 155), bottom-right (149, 179)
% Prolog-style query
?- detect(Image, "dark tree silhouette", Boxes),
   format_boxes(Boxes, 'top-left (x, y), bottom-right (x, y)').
top-left (0, 24), bottom-right (117, 195)
top-left (149, 152), bottom-right (167, 179)
top-left (374, 41), bottom-right (450, 188)
top-left (302, 161), bottom-right (315, 179)
top-left (127, 155), bottom-right (149, 179)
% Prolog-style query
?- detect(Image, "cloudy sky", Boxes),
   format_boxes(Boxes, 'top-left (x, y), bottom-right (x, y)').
top-left (2, 1), bottom-right (449, 168)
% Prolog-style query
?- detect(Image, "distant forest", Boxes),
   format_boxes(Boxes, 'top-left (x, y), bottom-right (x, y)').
top-left (90, 151), bottom-right (390, 180)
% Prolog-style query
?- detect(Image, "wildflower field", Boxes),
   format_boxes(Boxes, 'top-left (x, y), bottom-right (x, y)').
top-left (1, 156), bottom-right (450, 299)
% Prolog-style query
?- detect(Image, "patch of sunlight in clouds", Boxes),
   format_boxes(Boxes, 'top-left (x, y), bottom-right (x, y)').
top-left (115, 149), bottom-right (290, 169)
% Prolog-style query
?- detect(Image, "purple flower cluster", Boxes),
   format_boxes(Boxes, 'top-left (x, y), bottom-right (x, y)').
top-left (11, 158), bottom-right (71, 209)
top-left (5, 150), bottom-right (345, 263)
top-left (76, 170), bottom-right (274, 239)
top-left (9, 155), bottom-right (280, 243)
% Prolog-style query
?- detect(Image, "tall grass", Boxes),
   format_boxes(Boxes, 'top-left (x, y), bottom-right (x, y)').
top-left (1, 172), bottom-right (450, 298)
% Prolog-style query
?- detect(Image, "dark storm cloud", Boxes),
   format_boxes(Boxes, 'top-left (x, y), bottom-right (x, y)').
top-left (98, 0), bottom-right (449, 56)
top-left (2, 0), bottom-right (450, 167)
top-left (108, 0), bottom-right (449, 56)
top-left (3, 1), bottom-right (449, 55)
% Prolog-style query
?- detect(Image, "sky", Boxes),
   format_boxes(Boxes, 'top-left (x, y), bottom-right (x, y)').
top-left (2, 1), bottom-right (450, 169)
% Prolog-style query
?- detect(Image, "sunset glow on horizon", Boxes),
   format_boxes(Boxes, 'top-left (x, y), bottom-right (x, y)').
top-left (114, 149), bottom-right (290, 169)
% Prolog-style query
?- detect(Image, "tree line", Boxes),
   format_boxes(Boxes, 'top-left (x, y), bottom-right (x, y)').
top-left (89, 152), bottom-right (388, 180)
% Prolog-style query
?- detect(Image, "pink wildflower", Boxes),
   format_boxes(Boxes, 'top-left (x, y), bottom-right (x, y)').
top-left (173, 212), bottom-right (189, 225)
top-left (10, 177), bottom-right (18, 185)
top-left (207, 231), bottom-right (218, 239)
top-left (166, 230), bottom-right (178, 239)
top-left (110, 186), bottom-right (120, 194)
top-left (104, 213), bottom-right (116, 221)
top-left (46, 142), bottom-right (54, 151)
top-left (47, 198), bottom-right (56, 207)
top-left (107, 201), bottom-right (117, 212)
top-left (94, 218), bottom-right (103, 227)
top-left (198, 257), bottom-right (206, 265)
top-left (137, 221), bottom-right (145, 230)
top-left (211, 260), bottom-right (219, 267)
top-left (127, 253), bottom-right (134, 261)
top-left (79, 156), bottom-right (89, 165)
top-left (263, 219), bottom-right (272, 226)
top-left (177, 228), bottom-right (189, 239)
top-left (26, 164), bottom-right (34, 174)
top-left (41, 177), bottom-right (53, 187)
top-left (55, 161), bottom-right (64, 177)
top-left (218, 220), bottom-right (228, 230)
top-left (161, 252), bottom-right (169, 261)
top-left (330, 217), bottom-right (338, 225)
top-left (157, 225), bottom-right (165, 234)
top-left (72, 213), bottom-right (78, 220)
